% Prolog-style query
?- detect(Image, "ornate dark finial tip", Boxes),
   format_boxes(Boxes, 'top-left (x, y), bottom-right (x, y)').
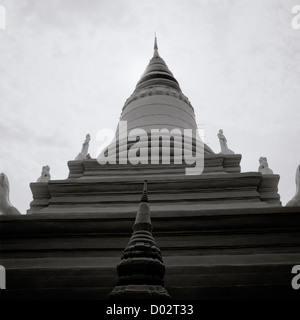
top-left (141, 180), bottom-right (148, 203)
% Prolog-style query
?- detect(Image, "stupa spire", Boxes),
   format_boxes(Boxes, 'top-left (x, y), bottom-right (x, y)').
top-left (140, 180), bottom-right (148, 203)
top-left (134, 180), bottom-right (151, 227)
top-left (133, 35), bottom-right (181, 92)
top-left (153, 33), bottom-right (159, 58)
top-left (107, 181), bottom-right (171, 300)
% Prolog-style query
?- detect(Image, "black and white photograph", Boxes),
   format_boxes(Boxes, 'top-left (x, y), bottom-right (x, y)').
top-left (0, 0), bottom-right (300, 305)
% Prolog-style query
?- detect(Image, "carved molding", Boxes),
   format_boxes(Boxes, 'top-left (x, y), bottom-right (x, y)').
top-left (123, 85), bottom-right (193, 111)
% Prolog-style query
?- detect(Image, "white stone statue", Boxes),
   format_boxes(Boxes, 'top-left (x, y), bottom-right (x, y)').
top-left (37, 165), bottom-right (51, 182)
top-left (258, 157), bottom-right (274, 175)
top-left (0, 173), bottom-right (21, 215)
top-left (286, 164), bottom-right (300, 207)
top-left (75, 134), bottom-right (91, 160)
top-left (217, 129), bottom-right (234, 155)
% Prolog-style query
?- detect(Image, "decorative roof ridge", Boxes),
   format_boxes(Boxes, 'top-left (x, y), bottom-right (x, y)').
top-left (122, 85), bottom-right (193, 111)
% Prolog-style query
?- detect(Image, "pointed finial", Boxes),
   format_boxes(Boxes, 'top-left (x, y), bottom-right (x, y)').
top-left (141, 180), bottom-right (148, 203)
top-left (153, 33), bottom-right (159, 58)
top-left (134, 180), bottom-right (151, 227)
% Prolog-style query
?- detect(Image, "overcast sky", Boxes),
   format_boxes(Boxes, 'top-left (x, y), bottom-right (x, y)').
top-left (0, 0), bottom-right (299, 214)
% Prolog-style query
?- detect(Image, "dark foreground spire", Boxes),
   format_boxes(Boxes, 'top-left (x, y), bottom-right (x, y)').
top-left (107, 181), bottom-right (171, 300)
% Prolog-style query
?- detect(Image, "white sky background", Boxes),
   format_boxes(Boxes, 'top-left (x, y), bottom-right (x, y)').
top-left (0, 0), bottom-right (299, 214)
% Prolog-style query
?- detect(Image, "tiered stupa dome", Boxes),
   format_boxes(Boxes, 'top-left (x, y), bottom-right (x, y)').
top-left (102, 36), bottom-right (214, 162)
